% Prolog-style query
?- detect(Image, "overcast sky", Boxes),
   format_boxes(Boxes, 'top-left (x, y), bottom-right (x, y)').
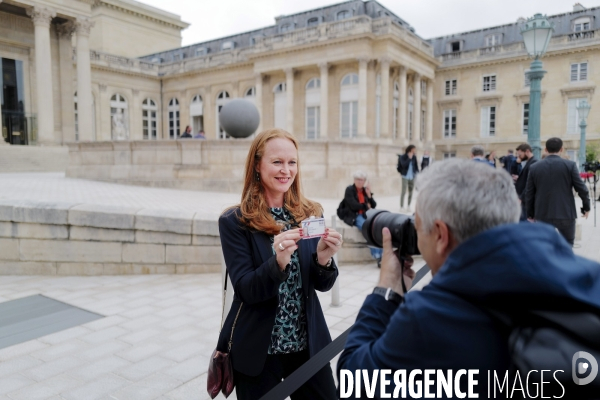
top-left (140, 0), bottom-right (600, 47)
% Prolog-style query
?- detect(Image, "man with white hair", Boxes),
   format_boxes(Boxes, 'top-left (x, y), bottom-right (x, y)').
top-left (338, 159), bottom-right (600, 397)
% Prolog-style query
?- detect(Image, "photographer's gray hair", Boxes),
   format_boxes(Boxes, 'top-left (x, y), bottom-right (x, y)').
top-left (415, 159), bottom-right (520, 243)
top-left (471, 145), bottom-right (485, 157)
top-left (353, 170), bottom-right (368, 180)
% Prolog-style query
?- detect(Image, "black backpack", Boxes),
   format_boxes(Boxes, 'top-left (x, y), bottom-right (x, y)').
top-left (483, 303), bottom-right (600, 399)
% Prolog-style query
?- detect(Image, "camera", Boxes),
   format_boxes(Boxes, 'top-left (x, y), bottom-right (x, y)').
top-left (582, 161), bottom-right (600, 173)
top-left (361, 209), bottom-right (420, 256)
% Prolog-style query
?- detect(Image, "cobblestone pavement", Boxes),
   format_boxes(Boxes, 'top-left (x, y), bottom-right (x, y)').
top-left (0, 172), bottom-right (598, 399)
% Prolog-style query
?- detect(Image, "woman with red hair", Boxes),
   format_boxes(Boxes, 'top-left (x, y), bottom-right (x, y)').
top-left (217, 129), bottom-right (341, 399)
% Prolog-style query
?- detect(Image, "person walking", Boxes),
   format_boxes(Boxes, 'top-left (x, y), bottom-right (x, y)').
top-left (525, 137), bottom-right (591, 245)
top-left (217, 129), bottom-right (341, 399)
top-left (397, 145), bottom-right (419, 212)
top-left (511, 143), bottom-right (537, 221)
top-left (420, 150), bottom-right (431, 170)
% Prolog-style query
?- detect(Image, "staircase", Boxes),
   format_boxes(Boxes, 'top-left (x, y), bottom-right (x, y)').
top-left (0, 145), bottom-right (69, 173)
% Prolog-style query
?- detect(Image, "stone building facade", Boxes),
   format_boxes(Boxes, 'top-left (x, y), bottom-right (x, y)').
top-left (1, 0), bottom-right (599, 165)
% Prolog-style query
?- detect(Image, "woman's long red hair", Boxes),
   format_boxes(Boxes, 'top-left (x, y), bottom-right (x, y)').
top-left (228, 128), bottom-right (322, 235)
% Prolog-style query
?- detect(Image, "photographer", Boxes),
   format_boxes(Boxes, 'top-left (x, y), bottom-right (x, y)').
top-left (338, 159), bottom-right (600, 397)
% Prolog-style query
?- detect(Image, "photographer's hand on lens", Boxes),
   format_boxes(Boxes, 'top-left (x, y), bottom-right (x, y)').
top-left (274, 228), bottom-right (302, 272)
top-left (378, 227), bottom-right (415, 296)
top-left (316, 228), bottom-right (342, 266)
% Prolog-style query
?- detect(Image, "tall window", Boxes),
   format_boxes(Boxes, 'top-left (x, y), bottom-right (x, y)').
top-left (245, 87), bottom-right (256, 97)
top-left (168, 98), bottom-right (180, 139)
top-left (408, 89), bottom-right (413, 140)
top-left (216, 91), bottom-right (231, 139)
top-left (393, 82), bottom-right (399, 139)
top-left (567, 98), bottom-right (586, 134)
top-left (110, 94), bottom-right (129, 140)
top-left (340, 74), bottom-right (358, 138)
top-left (480, 106), bottom-right (496, 137)
top-left (483, 75), bottom-right (496, 92)
top-left (444, 110), bottom-right (456, 138)
top-left (142, 98), bottom-right (157, 140)
top-left (421, 109), bottom-right (426, 141)
top-left (445, 79), bottom-right (457, 95)
top-left (522, 103), bottom-right (529, 135)
top-left (190, 95), bottom-right (204, 135)
top-left (337, 10), bottom-right (351, 20)
top-left (571, 62), bottom-right (588, 82)
top-left (524, 70), bottom-right (531, 87)
top-left (421, 80), bottom-right (427, 95)
top-left (273, 83), bottom-right (287, 130)
top-left (305, 78), bottom-right (321, 139)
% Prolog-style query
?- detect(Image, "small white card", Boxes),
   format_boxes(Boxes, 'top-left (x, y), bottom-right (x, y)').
top-left (301, 217), bottom-right (326, 239)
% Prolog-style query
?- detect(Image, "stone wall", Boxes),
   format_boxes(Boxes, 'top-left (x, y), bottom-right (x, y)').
top-left (66, 139), bottom-right (405, 198)
top-left (0, 200), bottom-right (375, 275)
top-left (0, 200), bottom-right (221, 275)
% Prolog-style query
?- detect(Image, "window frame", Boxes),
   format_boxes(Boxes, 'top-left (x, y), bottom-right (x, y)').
top-left (142, 98), bottom-right (157, 140)
top-left (480, 105), bottom-right (496, 137)
top-left (445, 79), bottom-right (457, 96)
top-left (443, 109), bottom-right (457, 138)
top-left (571, 62), bottom-right (588, 82)
top-left (482, 75), bottom-right (497, 92)
top-left (522, 103), bottom-right (529, 136)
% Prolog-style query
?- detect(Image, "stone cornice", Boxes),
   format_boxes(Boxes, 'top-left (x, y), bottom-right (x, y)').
top-left (91, 64), bottom-right (160, 80)
top-left (474, 93), bottom-right (503, 106)
top-left (560, 84), bottom-right (596, 101)
top-left (436, 98), bottom-right (463, 110)
top-left (98, 0), bottom-right (189, 30)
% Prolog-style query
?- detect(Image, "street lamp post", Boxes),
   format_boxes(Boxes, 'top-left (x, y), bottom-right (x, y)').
top-left (521, 14), bottom-right (554, 160)
top-left (577, 100), bottom-right (591, 171)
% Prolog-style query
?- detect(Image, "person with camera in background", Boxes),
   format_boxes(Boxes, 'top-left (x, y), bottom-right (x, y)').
top-left (338, 158), bottom-right (600, 398)
top-left (526, 137), bottom-right (590, 246)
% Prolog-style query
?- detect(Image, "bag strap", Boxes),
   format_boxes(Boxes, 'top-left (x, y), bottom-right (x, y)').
top-left (228, 302), bottom-right (243, 352)
top-left (219, 271), bottom-right (228, 330)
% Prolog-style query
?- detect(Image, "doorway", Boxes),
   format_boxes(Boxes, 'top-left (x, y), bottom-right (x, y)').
top-left (1, 58), bottom-right (28, 145)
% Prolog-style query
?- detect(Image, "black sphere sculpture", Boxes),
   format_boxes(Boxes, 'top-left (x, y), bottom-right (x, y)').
top-left (218, 99), bottom-right (260, 139)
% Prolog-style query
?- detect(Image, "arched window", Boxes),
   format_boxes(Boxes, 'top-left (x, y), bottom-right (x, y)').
top-left (273, 83), bottom-right (287, 129)
top-left (142, 98), bottom-right (157, 140)
top-left (340, 74), bottom-right (358, 138)
top-left (280, 23), bottom-right (292, 33)
top-left (110, 94), bottom-right (129, 140)
top-left (341, 73), bottom-right (359, 86)
top-left (245, 87), bottom-right (256, 97)
top-left (305, 78), bottom-right (321, 139)
top-left (337, 10), bottom-right (351, 21)
top-left (307, 17), bottom-right (319, 27)
top-left (190, 95), bottom-right (204, 135)
top-left (168, 98), bottom-right (180, 139)
top-left (408, 89), bottom-right (414, 140)
top-left (393, 82), bottom-right (400, 139)
top-left (216, 91), bottom-right (231, 139)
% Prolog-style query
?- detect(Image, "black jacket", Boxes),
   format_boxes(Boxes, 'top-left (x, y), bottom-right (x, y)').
top-left (397, 154), bottom-right (419, 177)
top-left (217, 208), bottom-right (338, 376)
top-left (338, 184), bottom-right (376, 226)
top-left (525, 155), bottom-right (591, 220)
top-left (420, 156), bottom-right (430, 170)
top-left (512, 156), bottom-right (537, 200)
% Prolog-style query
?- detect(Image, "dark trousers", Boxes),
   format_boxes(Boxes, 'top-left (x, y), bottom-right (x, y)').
top-left (539, 218), bottom-right (576, 246)
top-left (234, 349), bottom-right (336, 400)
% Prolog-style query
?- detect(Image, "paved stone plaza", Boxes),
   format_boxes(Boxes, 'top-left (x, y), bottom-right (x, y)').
top-left (0, 172), bottom-right (597, 399)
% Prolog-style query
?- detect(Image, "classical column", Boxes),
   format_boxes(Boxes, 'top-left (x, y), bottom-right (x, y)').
top-left (379, 58), bottom-right (391, 138)
top-left (426, 78), bottom-right (434, 143)
top-left (28, 6), bottom-right (57, 144)
top-left (285, 68), bottom-right (294, 132)
top-left (57, 23), bottom-right (76, 143)
top-left (398, 67), bottom-right (407, 140)
top-left (358, 58), bottom-right (368, 138)
top-left (74, 18), bottom-right (94, 142)
top-left (318, 62), bottom-right (329, 139)
top-left (413, 73), bottom-right (421, 143)
top-left (255, 73), bottom-right (263, 133)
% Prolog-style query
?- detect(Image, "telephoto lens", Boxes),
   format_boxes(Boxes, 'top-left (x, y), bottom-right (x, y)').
top-left (361, 209), bottom-right (420, 256)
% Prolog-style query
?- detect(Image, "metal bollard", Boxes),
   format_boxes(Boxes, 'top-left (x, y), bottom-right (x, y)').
top-left (330, 215), bottom-right (341, 307)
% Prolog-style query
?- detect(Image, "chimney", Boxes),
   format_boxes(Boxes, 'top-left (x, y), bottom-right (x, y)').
top-left (574, 3), bottom-right (586, 12)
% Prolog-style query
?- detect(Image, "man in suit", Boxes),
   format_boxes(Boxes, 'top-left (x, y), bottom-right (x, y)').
top-left (501, 149), bottom-right (516, 174)
top-left (511, 143), bottom-right (537, 221)
top-left (526, 137), bottom-right (590, 245)
top-left (470, 145), bottom-right (494, 167)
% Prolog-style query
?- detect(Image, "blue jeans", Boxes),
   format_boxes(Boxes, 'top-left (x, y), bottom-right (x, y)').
top-left (355, 214), bottom-right (383, 260)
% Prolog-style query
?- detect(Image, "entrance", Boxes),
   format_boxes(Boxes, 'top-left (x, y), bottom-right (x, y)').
top-left (1, 58), bottom-right (31, 145)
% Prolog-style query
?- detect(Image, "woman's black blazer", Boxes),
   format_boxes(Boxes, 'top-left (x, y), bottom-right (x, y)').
top-left (217, 207), bottom-right (339, 376)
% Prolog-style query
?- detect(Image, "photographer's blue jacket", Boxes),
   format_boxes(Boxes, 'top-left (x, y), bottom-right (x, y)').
top-left (338, 222), bottom-right (600, 397)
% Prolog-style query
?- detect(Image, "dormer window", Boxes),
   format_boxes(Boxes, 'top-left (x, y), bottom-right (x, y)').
top-left (484, 34), bottom-right (503, 47)
top-left (337, 10), bottom-right (351, 21)
top-left (195, 47), bottom-right (207, 57)
top-left (307, 17), bottom-right (319, 27)
top-left (573, 17), bottom-right (591, 31)
top-left (280, 23), bottom-right (293, 33)
top-left (221, 41), bottom-right (235, 51)
top-left (447, 41), bottom-right (462, 53)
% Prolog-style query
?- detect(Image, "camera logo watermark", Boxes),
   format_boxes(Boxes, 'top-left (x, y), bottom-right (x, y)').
top-left (572, 351), bottom-right (598, 386)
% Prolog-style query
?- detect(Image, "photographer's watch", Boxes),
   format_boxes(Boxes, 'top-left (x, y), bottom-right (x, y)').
top-left (372, 287), bottom-right (403, 306)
